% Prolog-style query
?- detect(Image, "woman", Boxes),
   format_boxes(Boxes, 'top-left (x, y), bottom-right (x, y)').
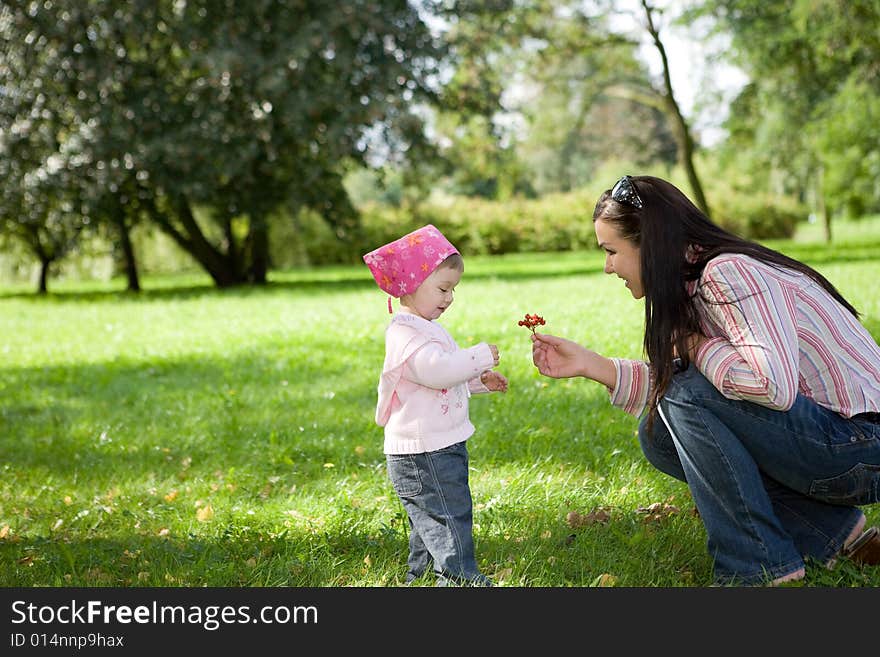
top-left (531, 175), bottom-right (880, 585)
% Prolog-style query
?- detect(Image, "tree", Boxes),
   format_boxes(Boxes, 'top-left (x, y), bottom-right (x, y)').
top-left (432, 1), bottom-right (704, 207)
top-left (701, 0), bottom-right (880, 240)
top-left (1, 1), bottom-right (446, 287)
top-left (512, 5), bottom-right (678, 195)
top-left (0, 176), bottom-right (86, 294)
top-left (637, 0), bottom-right (709, 215)
top-left (0, 5), bottom-right (89, 294)
top-left (589, 0), bottom-right (711, 214)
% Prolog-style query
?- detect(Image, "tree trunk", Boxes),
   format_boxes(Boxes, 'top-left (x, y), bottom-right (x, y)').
top-left (174, 200), bottom-right (243, 287)
top-left (37, 258), bottom-right (50, 294)
top-left (816, 165), bottom-right (832, 243)
top-left (144, 195), bottom-right (244, 287)
top-left (290, 206), bottom-right (310, 267)
top-left (115, 213), bottom-right (141, 292)
top-left (823, 205), bottom-right (832, 243)
top-left (641, 0), bottom-right (711, 218)
top-left (247, 215), bottom-right (269, 284)
top-left (222, 215), bottom-right (240, 278)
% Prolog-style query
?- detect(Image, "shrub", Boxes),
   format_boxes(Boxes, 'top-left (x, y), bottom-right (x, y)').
top-left (272, 179), bottom-right (808, 267)
top-left (710, 193), bottom-right (807, 240)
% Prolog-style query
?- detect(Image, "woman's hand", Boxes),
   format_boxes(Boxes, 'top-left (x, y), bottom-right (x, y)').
top-left (530, 333), bottom-right (589, 379)
top-left (531, 333), bottom-right (618, 387)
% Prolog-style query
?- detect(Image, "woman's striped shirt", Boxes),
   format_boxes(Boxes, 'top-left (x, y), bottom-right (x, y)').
top-left (609, 253), bottom-right (880, 418)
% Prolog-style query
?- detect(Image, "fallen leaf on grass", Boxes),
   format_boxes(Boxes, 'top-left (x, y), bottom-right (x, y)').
top-left (593, 573), bottom-right (617, 587)
top-left (196, 505), bottom-right (214, 522)
top-left (566, 507), bottom-right (612, 528)
top-left (635, 501), bottom-right (681, 523)
top-left (495, 567), bottom-right (513, 580)
top-left (0, 525), bottom-right (9, 539)
top-left (86, 568), bottom-right (114, 585)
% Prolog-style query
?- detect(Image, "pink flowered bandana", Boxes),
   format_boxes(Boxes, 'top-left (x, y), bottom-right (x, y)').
top-left (363, 224), bottom-right (459, 310)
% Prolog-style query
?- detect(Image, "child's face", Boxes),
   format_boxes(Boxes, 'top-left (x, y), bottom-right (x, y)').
top-left (401, 265), bottom-right (462, 321)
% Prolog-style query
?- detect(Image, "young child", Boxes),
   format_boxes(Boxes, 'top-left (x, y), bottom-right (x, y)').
top-left (363, 224), bottom-right (508, 586)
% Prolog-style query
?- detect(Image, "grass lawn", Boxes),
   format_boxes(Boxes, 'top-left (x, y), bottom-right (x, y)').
top-left (2, 219), bottom-right (879, 587)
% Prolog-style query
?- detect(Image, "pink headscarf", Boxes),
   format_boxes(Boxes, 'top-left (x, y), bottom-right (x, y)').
top-left (363, 224), bottom-right (459, 312)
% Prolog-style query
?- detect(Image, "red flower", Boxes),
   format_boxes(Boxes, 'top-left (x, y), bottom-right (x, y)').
top-left (518, 313), bottom-right (546, 334)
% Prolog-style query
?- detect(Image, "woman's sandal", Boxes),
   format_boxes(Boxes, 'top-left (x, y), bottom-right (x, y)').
top-left (842, 526), bottom-right (880, 566)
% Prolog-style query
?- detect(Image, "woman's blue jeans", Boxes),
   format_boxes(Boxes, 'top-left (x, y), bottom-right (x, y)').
top-left (639, 364), bottom-right (880, 585)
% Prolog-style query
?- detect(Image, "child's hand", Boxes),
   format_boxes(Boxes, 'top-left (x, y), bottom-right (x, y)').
top-left (480, 370), bottom-right (508, 393)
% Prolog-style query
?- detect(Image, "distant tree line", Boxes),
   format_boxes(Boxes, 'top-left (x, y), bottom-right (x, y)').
top-left (1, 1), bottom-right (877, 293)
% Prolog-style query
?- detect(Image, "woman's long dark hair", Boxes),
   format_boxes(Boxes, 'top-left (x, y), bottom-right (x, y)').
top-left (593, 175), bottom-right (859, 421)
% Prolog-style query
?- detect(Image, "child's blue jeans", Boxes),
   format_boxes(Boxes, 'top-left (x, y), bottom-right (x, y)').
top-left (639, 363), bottom-right (880, 585)
top-left (386, 440), bottom-right (492, 586)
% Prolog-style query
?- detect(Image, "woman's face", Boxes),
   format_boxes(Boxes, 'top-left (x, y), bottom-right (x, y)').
top-left (594, 218), bottom-right (643, 299)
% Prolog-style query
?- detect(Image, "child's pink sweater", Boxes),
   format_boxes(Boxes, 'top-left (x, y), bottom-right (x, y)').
top-left (375, 311), bottom-right (496, 455)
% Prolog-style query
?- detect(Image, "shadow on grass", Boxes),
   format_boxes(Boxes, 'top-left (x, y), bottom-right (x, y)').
top-left (2, 503), bottom-right (877, 587)
top-left (0, 498), bottom-right (712, 586)
top-left (0, 341), bottom-right (650, 493)
top-left (0, 334), bottom-right (382, 479)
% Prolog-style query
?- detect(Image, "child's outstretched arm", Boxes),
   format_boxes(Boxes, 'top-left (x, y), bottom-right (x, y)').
top-left (406, 341), bottom-right (498, 389)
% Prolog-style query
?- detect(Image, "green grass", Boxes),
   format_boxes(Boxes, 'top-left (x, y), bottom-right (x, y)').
top-left (2, 221), bottom-right (880, 587)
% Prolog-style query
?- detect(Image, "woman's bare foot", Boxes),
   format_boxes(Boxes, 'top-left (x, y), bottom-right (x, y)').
top-left (771, 567), bottom-right (805, 586)
top-left (771, 515), bottom-right (866, 581)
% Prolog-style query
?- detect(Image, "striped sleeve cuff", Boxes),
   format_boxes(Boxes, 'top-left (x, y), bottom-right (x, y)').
top-left (608, 358), bottom-right (650, 417)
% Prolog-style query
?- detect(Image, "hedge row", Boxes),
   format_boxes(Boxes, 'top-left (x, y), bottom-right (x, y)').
top-left (278, 187), bottom-right (807, 267)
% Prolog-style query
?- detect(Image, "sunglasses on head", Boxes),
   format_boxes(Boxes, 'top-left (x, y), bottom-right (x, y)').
top-left (611, 175), bottom-right (643, 209)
